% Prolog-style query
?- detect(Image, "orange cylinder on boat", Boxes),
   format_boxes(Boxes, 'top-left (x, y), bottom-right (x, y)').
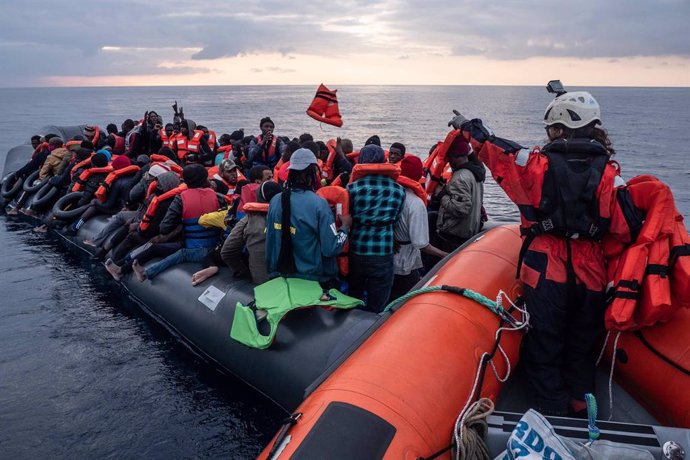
top-left (260, 225), bottom-right (524, 459)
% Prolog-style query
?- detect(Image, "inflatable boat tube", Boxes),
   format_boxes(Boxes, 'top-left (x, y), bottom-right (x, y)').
top-left (1, 171), bottom-right (23, 199)
top-left (22, 170), bottom-right (47, 193)
top-left (260, 225), bottom-right (525, 459)
top-left (30, 182), bottom-right (59, 211)
top-left (52, 192), bottom-right (87, 221)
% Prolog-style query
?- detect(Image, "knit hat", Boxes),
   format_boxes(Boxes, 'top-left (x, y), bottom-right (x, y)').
top-left (365, 135), bottom-right (381, 147)
top-left (91, 152), bottom-right (108, 168)
top-left (111, 155), bottom-right (132, 171)
top-left (257, 180), bottom-right (283, 203)
top-left (182, 164), bottom-right (208, 188)
top-left (84, 125), bottom-right (96, 138)
top-left (96, 149), bottom-right (112, 162)
top-left (358, 144), bottom-right (385, 164)
top-left (447, 137), bottom-right (470, 158)
top-left (400, 155), bottom-right (424, 182)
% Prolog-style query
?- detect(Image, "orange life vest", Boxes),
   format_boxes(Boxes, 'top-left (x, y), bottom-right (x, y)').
top-left (160, 129), bottom-right (172, 149)
top-left (316, 186), bottom-right (350, 277)
top-left (149, 154), bottom-right (183, 175)
top-left (242, 202), bottom-right (270, 213)
top-left (94, 165), bottom-right (140, 202)
top-left (306, 84), bottom-right (343, 127)
top-left (207, 130), bottom-right (217, 151)
top-left (145, 180), bottom-right (158, 200)
top-left (425, 129), bottom-right (463, 197)
top-left (346, 150), bottom-right (360, 163)
top-left (175, 130), bottom-right (204, 160)
top-left (604, 175), bottom-right (690, 331)
top-left (139, 184), bottom-right (188, 232)
top-left (218, 144), bottom-right (233, 160)
top-left (320, 140), bottom-right (338, 181)
top-left (273, 158), bottom-right (285, 180)
top-left (71, 155), bottom-right (95, 177)
top-left (350, 162), bottom-right (400, 182)
top-left (71, 165), bottom-right (113, 192)
top-left (397, 175), bottom-right (428, 206)
top-left (65, 140), bottom-right (81, 151)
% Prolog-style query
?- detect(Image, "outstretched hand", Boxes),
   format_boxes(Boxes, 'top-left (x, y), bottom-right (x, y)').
top-left (448, 109), bottom-right (468, 129)
top-left (335, 137), bottom-right (343, 155)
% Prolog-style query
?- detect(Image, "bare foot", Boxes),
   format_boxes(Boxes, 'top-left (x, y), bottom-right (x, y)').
top-left (132, 259), bottom-right (147, 282)
top-left (83, 239), bottom-right (97, 248)
top-left (191, 266), bottom-right (219, 286)
top-left (104, 259), bottom-right (123, 281)
top-left (33, 224), bottom-right (48, 233)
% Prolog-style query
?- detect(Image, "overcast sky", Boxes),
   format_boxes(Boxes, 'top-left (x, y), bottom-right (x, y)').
top-left (1, 0), bottom-right (688, 87)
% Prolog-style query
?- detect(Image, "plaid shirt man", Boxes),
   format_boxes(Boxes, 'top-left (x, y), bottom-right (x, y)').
top-left (348, 174), bottom-right (405, 256)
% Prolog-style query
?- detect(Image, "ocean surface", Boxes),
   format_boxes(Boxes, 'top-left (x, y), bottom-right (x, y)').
top-left (1, 85), bottom-right (689, 458)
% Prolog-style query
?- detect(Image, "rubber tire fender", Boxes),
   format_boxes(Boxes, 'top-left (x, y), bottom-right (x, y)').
top-left (52, 191), bottom-right (88, 221)
top-left (30, 182), bottom-right (60, 211)
top-left (22, 170), bottom-right (48, 193)
top-left (1, 171), bottom-right (24, 199)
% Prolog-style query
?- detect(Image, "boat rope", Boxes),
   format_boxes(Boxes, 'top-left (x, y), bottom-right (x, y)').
top-left (595, 330), bottom-right (622, 421)
top-left (455, 398), bottom-right (494, 460)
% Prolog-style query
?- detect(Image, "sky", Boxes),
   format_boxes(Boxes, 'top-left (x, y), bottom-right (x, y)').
top-left (1, 0), bottom-right (688, 87)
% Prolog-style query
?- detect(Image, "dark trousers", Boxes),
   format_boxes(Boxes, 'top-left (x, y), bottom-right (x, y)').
top-left (520, 280), bottom-right (605, 415)
top-left (389, 269), bottom-right (422, 302)
top-left (348, 253), bottom-right (395, 313)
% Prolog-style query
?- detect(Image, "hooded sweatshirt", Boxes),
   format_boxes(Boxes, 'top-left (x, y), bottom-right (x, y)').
top-left (39, 147), bottom-right (72, 180)
top-left (436, 155), bottom-right (485, 239)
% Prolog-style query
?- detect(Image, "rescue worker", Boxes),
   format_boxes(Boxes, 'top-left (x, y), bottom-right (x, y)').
top-left (447, 83), bottom-right (632, 417)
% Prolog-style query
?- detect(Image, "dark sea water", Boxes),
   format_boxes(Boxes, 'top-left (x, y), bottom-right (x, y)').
top-left (1, 85), bottom-right (689, 458)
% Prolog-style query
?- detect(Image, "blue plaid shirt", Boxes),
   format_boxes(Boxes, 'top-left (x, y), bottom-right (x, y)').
top-left (348, 175), bottom-right (405, 256)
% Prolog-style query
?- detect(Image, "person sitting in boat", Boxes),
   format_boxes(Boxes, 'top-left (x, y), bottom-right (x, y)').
top-left (447, 83), bottom-right (635, 417)
top-left (432, 137), bottom-right (485, 252)
top-left (210, 159), bottom-right (241, 199)
top-left (265, 148), bottom-right (351, 286)
top-left (173, 119), bottom-right (215, 166)
top-left (317, 139), bottom-right (353, 187)
top-left (388, 142), bottom-right (406, 165)
top-left (346, 144), bottom-right (405, 312)
top-left (105, 123), bottom-right (126, 155)
top-left (247, 117), bottom-right (286, 171)
top-left (83, 125), bottom-right (107, 150)
top-left (70, 152), bottom-right (112, 208)
top-left (274, 139), bottom-right (301, 185)
top-left (13, 134), bottom-right (58, 180)
top-left (391, 156), bottom-right (448, 300)
top-left (214, 131), bottom-right (242, 165)
top-left (237, 165), bottom-right (273, 218)
top-left (132, 164), bottom-right (226, 282)
top-left (38, 137), bottom-right (72, 182)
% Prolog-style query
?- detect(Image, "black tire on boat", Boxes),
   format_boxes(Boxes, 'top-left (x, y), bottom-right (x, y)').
top-left (1, 171), bottom-right (23, 199)
top-left (30, 182), bottom-right (60, 211)
top-left (22, 170), bottom-right (47, 193)
top-left (52, 192), bottom-right (87, 220)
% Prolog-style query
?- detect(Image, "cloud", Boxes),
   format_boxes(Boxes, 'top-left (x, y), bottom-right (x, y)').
top-left (250, 66), bottom-right (295, 74)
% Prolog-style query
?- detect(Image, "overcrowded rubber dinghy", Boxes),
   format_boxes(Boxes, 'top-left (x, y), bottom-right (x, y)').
top-left (3, 126), bottom-right (690, 459)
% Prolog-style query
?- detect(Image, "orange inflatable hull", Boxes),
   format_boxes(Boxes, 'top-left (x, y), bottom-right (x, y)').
top-left (605, 307), bottom-right (690, 427)
top-left (260, 225), bottom-right (524, 459)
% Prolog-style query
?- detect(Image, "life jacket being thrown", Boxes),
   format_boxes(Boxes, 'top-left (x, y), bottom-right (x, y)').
top-left (181, 188), bottom-right (223, 248)
top-left (94, 165), bottom-right (140, 202)
top-left (306, 84), bottom-right (343, 127)
top-left (71, 165), bottom-right (114, 192)
top-left (397, 175), bottom-right (428, 206)
top-left (604, 175), bottom-right (690, 331)
top-left (350, 162), bottom-right (400, 182)
top-left (316, 186), bottom-right (350, 277)
top-left (139, 184), bottom-right (188, 232)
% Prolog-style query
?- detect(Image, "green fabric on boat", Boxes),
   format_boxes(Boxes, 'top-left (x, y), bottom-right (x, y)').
top-left (230, 277), bottom-right (363, 349)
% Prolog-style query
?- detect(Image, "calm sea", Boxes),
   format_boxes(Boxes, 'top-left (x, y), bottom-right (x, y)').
top-left (1, 85), bottom-right (689, 458)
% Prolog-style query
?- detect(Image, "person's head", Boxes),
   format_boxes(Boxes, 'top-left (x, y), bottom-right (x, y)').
top-left (543, 91), bottom-right (613, 155)
top-left (156, 171), bottom-right (181, 194)
top-left (147, 111), bottom-right (160, 127)
top-left (400, 155), bottom-right (424, 182)
top-left (259, 117), bottom-right (274, 136)
top-left (358, 144), bottom-right (385, 164)
top-left (44, 133), bottom-right (59, 142)
top-left (218, 133), bottom-right (232, 146)
top-left (197, 124), bottom-right (208, 134)
top-left (31, 135), bottom-right (41, 149)
top-left (315, 141), bottom-right (329, 162)
top-left (181, 119), bottom-right (196, 137)
top-left (301, 140), bottom-right (319, 158)
top-left (96, 149), bottom-right (112, 163)
top-left (340, 138), bottom-right (354, 155)
top-left (75, 148), bottom-right (92, 162)
top-left (446, 137), bottom-right (470, 170)
top-left (389, 142), bottom-right (406, 164)
top-left (80, 140), bottom-right (94, 151)
top-left (182, 164), bottom-right (209, 189)
top-left (91, 152), bottom-right (108, 168)
top-left (106, 123), bottom-right (118, 135)
top-left (228, 129), bottom-right (244, 144)
top-left (135, 154), bottom-right (150, 168)
top-left (83, 125), bottom-right (96, 141)
top-left (257, 180), bottom-right (283, 204)
top-left (365, 135), bottom-right (381, 147)
top-left (111, 155), bottom-right (131, 171)
top-left (286, 148), bottom-right (318, 190)
top-left (219, 159), bottom-right (240, 185)
top-left (122, 119), bottom-right (135, 134)
top-left (298, 133), bottom-right (313, 144)
top-left (157, 146), bottom-right (176, 161)
top-left (164, 123), bottom-right (174, 137)
top-left (250, 165), bottom-right (272, 184)
top-left (283, 139), bottom-right (301, 162)
top-left (48, 137), bottom-right (64, 150)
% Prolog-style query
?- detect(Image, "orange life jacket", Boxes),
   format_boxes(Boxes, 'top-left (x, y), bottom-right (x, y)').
top-left (71, 165), bottom-right (113, 192)
top-left (425, 130), bottom-right (463, 197)
top-left (145, 180), bottom-right (158, 200)
top-left (242, 202), bottom-right (270, 213)
top-left (139, 184), bottom-right (188, 232)
top-left (160, 129), bottom-right (172, 149)
top-left (218, 144), bottom-right (233, 160)
top-left (207, 130), bottom-right (217, 151)
top-left (306, 84), bottom-right (343, 127)
top-left (71, 155), bottom-right (95, 177)
top-left (149, 154), bottom-right (183, 175)
top-left (94, 165), bottom-right (140, 202)
top-left (316, 186), bottom-right (350, 276)
top-left (350, 162), bottom-right (400, 182)
top-left (604, 175), bottom-right (690, 331)
top-left (65, 140), bottom-right (82, 151)
top-left (397, 175), bottom-right (428, 206)
top-left (273, 158), bottom-right (285, 180)
top-left (346, 150), bottom-right (360, 163)
top-left (175, 130), bottom-right (204, 160)
top-left (320, 140), bottom-right (338, 181)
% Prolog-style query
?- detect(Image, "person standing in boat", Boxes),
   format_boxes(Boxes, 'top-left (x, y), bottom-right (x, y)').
top-left (247, 117), bottom-right (286, 172)
top-left (432, 136), bottom-right (485, 252)
top-left (447, 82), bottom-right (636, 416)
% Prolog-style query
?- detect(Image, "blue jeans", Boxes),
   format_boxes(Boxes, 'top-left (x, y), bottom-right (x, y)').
top-left (348, 253), bottom-right (395, 313)
top-left (144, 247), bottom-right (212, 280)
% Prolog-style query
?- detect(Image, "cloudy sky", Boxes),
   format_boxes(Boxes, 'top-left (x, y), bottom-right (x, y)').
top-left (1, 0), bottom-right (688, 87)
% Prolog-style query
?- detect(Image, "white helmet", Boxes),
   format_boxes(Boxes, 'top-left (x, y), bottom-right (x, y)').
top-left (543, 91), bottom-right (601, 129)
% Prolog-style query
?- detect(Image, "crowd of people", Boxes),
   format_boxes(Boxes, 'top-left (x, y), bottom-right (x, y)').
top-left (7, 107), bottom-right (486, 314)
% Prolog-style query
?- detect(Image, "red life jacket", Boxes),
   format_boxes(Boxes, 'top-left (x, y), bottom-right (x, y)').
top-left (110, 134), bottom-right (125, 154)
top-left (94, 165), bottom-right (140, 202)
top-left (159, 129), bottom-right (172, 149)
top-left (306, 84), bottom-right (343, 127)
top-left (350, 162), bottom-right (400, 182)
top-left (425, 130), bottom-right (464, 197)
top-left (145, 180), bottom-right (158, 201)
top-left (321, 140), bottom-right (338, 181)
top-left (218, 144), bottom-right (233, 160)
top-left (242, 202), bottom-right (270, 213)
top-left (149, 154), bottom-right (183, 175)
top-left (397, 175), bottom-right (428, 206)
top-left (207, 130), bottom-right (217, 151)
top-left (70, 155), bottom-right (95, 179)
top-left (174, 130), bottom-right (204, 160)
top-left (71, 165), bottom-right (114, 192)
top-left (32, 142), bottom-right (49, 159)
top-left (604, 175), bottom-right (690, 331)
top-left (65, 140), bottom-right (81, 151)
top-left (181, 188), bottom-right (222, 248)
top-left (256, 134), bottom-right (278, 165)
top-left (316, 186), bottom-right (350, 276)
top-left (139, 184), bottom-right (188, 232)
